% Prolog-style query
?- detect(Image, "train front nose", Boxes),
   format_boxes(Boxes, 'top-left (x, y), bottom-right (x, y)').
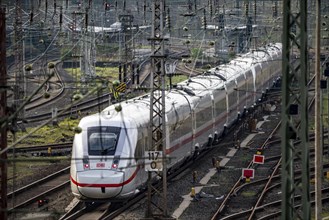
top-left (72, 170), bottom-right (125, 199)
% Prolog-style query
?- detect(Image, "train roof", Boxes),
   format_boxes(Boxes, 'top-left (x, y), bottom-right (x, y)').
top-left (97, 43), bottom-right (282, 128)
top-left (208, 43), bottom-right (282, 80)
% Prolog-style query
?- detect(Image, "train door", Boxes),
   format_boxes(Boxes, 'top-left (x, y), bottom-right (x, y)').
top-left (245, 69), bottom-right (253, 108)
top-left (192, 109), bottom-right (196, 150)
top-left (250, 66), bottom-right (257, 105)
top-left (211, 94), bottom-right (215, 134)
top-left (236, 74), bottom-right (246, 116)
top-left (134, 133), bottom-right (148, 188)
top-left (235, 79), bottom-right (239, 115)
top-left (213, 87), bottom-right (227, 134)
top-left (224, 84), bottom-right (229, 127)
top-left (253, 63), bottom-right (262, 102)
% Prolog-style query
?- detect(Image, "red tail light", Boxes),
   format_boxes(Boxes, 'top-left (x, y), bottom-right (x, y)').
top-left (112, 156), bottom-right (120, 170)
top-left (83, 157), bottom-right (90, 170)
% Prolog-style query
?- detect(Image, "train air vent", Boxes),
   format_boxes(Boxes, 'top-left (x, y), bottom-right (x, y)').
top-left (214, 73), bottom-right (226, 81)
top-left (183, 87), bottom-right (195, 96)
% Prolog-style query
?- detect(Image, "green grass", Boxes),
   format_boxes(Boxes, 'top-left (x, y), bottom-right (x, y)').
top-left (7, 156), bottom-right (70, 186)
top-left (241, 191), bottom-right (257, 197)
top-left (65, 67), bottom-right (82, 79)
top-left (8, 117), bottom-right (79, 146)
top-left (170, 75), bottom-right (189, 85)
top-left (64, 66), bottom-right (119, 81)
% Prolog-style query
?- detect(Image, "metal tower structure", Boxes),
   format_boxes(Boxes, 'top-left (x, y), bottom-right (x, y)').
top-left (281, 0), bottom-right (310, 219)
top-left (80, 6), bottom-right (96, 82)
top-left (145, 0), bottom-right (171, 218)
top-left (13, 0), bottom-right (24, 126)
top-left (0, 7), bottom-right (8, 220)
top-left (119, 14), bottom-right (134, 84)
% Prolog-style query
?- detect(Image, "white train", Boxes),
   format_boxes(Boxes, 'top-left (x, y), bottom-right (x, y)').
top-left (70, 43), bottom-right (282, 201)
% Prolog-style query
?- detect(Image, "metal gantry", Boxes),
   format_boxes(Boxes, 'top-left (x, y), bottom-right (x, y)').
top-left (281, 0), bottom-right (310, 219)
top-left (146, 0), bottom-right (170, 218)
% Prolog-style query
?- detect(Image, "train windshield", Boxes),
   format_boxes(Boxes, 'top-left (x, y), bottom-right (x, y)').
top-left (87, 126), bottom-right (121, 155)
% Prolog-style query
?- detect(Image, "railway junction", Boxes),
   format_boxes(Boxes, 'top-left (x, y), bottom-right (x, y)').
top-left (1, 0), bottom-right (329, 220)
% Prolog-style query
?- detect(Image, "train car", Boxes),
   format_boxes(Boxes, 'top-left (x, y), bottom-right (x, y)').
top-left (70, 43), bottom-right (282, 201)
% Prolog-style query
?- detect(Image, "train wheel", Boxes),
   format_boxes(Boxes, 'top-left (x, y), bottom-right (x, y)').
top-left (221, 127), bottom-right (227, 138)
top-left (85, 201), bottom-right (95, 211)
top-left (193, 147), bottom-right (200, 160)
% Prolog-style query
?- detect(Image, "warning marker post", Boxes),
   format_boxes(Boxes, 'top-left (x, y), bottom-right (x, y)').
top-left (242, 168), bottom-right (255, 179)
top-left (253, 154), bottom-right (265, 164)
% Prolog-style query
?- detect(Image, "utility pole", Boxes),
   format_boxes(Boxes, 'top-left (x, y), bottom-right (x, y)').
top-left (119, 14), bottom-right (134, 84)
top-left (281, 0), bottom-right (310, 219)
top-left (13, 0), bottom-right (24, 128)
top-left (145, 0), bottom-right (172, 219)
top-left (315, 0), bottom-right (322, 219)
top-left (243, 0), bottom-right (252, 52)
top-left (80, 5), bottom-right (96, 86)
top-left (0, 6), bottom-right (8, 220)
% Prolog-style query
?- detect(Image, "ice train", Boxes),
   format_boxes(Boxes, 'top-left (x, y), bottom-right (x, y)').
top-left (70, 43), bottom-right (282, 201)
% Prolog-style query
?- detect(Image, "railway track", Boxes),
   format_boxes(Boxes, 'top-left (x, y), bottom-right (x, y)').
top-left (210, 111), bottom-right (282, 219)
top-left (211, 74), bottom-right (319, 219)
top-left (8, 142), bottom-right (72, 154)
top-left (22, 57), bottom-right (155, 123)
top-left (7, 167), bottom-right (70, 217)
top-left (59, 145), bottom-right (217, 219)
top-left (25, 60), bottom-right (65, 111)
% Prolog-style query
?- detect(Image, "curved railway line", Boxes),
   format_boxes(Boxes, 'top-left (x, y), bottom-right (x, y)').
top-left (22, 50), bottom-right (197, 123)
top-left (24, 60), bottom-right (65, 111)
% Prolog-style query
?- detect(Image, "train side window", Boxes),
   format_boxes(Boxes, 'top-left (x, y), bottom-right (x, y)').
top-left (214, 98), bottom-right (226, 116)
top-left (170, 114), bottom-right (192, 141)
top-left (196, 105), bottom-right (212, 128)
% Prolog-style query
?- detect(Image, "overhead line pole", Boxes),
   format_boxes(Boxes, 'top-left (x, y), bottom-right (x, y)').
top-left (281, 0), bottom-right (310, 219)
top-left (145, 0), bottom-right (173, 219)
top-left (0, 6), bottom-right (8, 220)
top-left (315, 0), bottom-right (322, 218)
top-left (14, 0), bottom-right (24, 128)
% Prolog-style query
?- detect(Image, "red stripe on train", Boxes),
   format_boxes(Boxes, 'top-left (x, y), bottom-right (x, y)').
top-left (71, 167), bottom-right (139, 188)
